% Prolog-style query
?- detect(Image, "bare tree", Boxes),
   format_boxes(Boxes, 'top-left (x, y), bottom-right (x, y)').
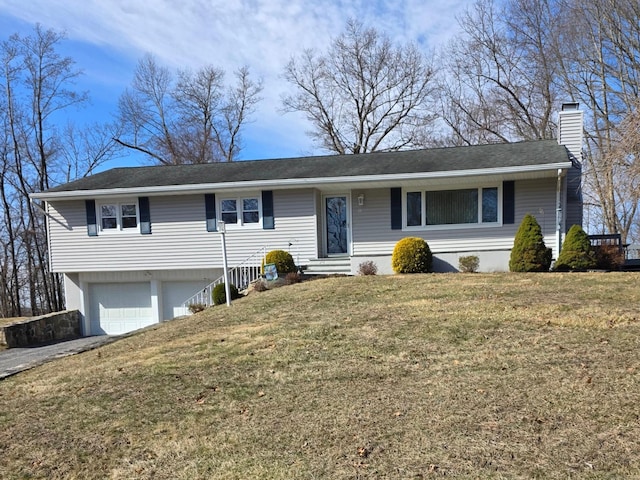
top-left (436, 0), bottom-right (562, 146)
top-left (439, 0), bottom-right (640, 242)
top-left (282, 19), bottom-right (437, 154)
top-left (0, 25), bottom-right (120, 316)
top-left (19, 27), bottom-right (88, 191)
top-left (590, 100), bottom-right (640, 242)
top-left (117, 55), bottom-right (262, 164)
top-left (557, 0), bottom-right (640, 241)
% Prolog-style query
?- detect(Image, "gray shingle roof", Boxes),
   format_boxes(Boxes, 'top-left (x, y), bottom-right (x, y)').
top-left (42, 140), bottom-right (569, 194)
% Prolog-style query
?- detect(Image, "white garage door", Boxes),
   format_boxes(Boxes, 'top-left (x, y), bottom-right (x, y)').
top-left (162, 281), bottom-right (207, 321)
top-left (89, 283), bottom-right (154, 335)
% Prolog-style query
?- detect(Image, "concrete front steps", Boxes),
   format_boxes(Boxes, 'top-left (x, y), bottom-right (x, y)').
top-left (303, 257), bottom-right (352, 275)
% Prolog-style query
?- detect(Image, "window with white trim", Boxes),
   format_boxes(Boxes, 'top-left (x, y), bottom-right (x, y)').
top-left (404, 186), bottom-right (500, 228)
top-left (98, 201), bottom-right (139, 231)
top-left (242, 198), bottom-right (259, 223)
top-left (220, 195), bottom-right (261, 227)
top-left (221, 199), bottom-right (238, 224)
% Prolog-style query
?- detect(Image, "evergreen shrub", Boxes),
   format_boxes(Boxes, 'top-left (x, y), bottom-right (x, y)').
top-left (553, 224), bottom-right (597, 271)
top-left (509, 214), bottom-right (552, 272)
top-left (263, 249), bottom-right (296, 275)
top-left (391, 237), bottom-right (433, 273)
top-left (212, 283), bottom-right (240, 305)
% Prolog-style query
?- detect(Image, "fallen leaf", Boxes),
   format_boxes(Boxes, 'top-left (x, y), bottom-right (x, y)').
top-left (358, 447), bottom-right (370, 458)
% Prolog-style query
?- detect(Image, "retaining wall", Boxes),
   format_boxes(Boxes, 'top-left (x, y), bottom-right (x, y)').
top-left (0, 310), bottom-right (81, 348)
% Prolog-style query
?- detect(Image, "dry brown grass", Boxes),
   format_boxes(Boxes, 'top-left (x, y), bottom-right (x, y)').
top-left (0, 316), bottom-right (27, 327)
top-left (1, 273), bottom-right (640, 479)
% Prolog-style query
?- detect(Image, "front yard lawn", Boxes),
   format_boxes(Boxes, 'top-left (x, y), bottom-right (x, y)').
top-left (1, 273), bottom-right (639, 479)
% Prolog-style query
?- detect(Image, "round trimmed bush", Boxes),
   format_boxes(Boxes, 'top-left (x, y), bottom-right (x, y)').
top-left (391, 237), bottom-right (433, 273)
top-left (509, 214), bottom-right (552, 272)
top-left (263, 249), bottom-right (296, 275)
top-left (554, 224), bottom-right (597, 271)
top-left (458, 255), bottom-right (480, 273)
top-left (212, 282), bottom-right (240, 305)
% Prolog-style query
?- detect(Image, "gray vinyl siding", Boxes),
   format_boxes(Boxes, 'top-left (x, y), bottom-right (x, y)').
top-left (47, 189), bottom-right (317, 272)
top-left (351, 178), bottom-right (560, 257)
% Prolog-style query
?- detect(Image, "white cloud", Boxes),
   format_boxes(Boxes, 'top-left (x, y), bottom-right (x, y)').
top-left (0, 0), bottom-right (473, 160)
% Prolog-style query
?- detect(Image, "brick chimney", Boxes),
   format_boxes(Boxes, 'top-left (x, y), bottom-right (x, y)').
top-left (557, 102), bottom-right (584, 163)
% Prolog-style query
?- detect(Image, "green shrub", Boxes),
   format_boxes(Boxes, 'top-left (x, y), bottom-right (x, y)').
top-left (212, 282), bottom-right (240, 305)
top-left (459, 255), bottom-right (479, 273)
top-left (263, 249), bottom-right (296, 275)
top-left (509, 214), bottom-right (552, 272)
top-left (391, 237), bottom-right (433, 273)
top-left (553, 224), bottom-right (597, 271)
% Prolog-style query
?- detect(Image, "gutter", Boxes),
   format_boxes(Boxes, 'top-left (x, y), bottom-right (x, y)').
top-left (30, 162), bottom-right (573, 201)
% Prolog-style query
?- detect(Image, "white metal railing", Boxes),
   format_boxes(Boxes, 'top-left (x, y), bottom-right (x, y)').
top-left (183, 247), bottom-right (266, 309)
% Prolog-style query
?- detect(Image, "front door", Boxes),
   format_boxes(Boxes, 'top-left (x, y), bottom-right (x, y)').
top-left (325, 195), bottom-right (349, 255)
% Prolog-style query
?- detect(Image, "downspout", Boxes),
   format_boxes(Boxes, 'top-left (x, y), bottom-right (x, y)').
top-left (556, 168), bottom-right (564, 259)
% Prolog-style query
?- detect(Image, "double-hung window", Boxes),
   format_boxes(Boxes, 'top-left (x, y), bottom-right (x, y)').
top-left (242, 198), bottom-right (259, 223)
top-left (99, 201), bottom-right (139, 232)
top-left (220, 195), bottom-right (261, 227)
top-left (221, 199), bottom-right (238, 224)
top-left (405, 186), bottom-right (499, 228)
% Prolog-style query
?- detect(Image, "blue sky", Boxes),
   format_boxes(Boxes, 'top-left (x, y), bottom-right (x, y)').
top-left (0, 0), bottom-right (473, 168)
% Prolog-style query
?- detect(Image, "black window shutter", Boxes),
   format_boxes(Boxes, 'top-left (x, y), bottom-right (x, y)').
top-left (139, 197), bottom-right (151, 234)
top-left (262, 190), bottom-right (274, 229)
top-left (390, 187), bottom-right (402, 230)
top-left (205, 194), bottom-right (217, 232)
top-left (85, 200), bottom-right (98, 237)
top-left (503, 181), bottom-right (515, 224)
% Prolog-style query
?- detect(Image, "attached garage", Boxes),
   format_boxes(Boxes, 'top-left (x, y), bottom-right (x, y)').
top-left (88, 282), bottom-right (155, 335)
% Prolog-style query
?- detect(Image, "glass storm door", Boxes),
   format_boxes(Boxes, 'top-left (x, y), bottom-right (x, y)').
top-left (325, 196), bottom-right (348, 255)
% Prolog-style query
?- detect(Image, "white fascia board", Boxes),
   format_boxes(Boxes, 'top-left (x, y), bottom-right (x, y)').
top-left (30, 162), bottom-right (572, 201)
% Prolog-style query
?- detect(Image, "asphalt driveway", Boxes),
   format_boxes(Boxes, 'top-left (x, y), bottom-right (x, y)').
top-left (0, 336), bottom-right (117, 380)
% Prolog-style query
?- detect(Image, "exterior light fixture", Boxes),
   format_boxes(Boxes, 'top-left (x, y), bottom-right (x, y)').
top-left (358, 193), bottom-right (365, 206)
